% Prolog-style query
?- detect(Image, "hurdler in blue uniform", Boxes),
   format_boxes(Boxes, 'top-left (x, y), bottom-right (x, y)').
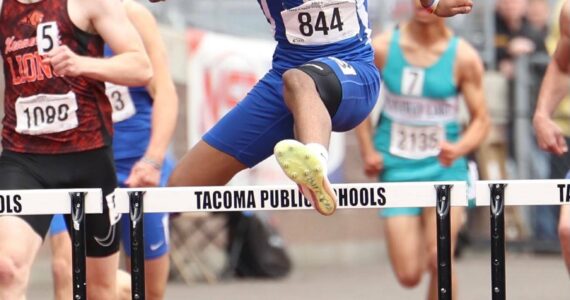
top-left (199, 0), bottom-right (381, 216)
top-left (49, 47), bottom-right (175, 259)
top-left (168, 0), bottom-right (474, 218)
top-left (104, 44), bottom-right (175, 260)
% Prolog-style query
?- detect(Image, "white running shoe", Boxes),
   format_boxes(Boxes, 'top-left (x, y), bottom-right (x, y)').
top-left (274, 139), bottom-right (337, 216)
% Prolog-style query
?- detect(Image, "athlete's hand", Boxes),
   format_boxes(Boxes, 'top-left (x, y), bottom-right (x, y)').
top-left (533, 113), bottom-right (568, 156)
top-left (425, 0), bottom-right (473, 17)
top-left (362, 150), bottom-right (384, 178)
top-left (42, 45), bottom-right (84, 77)
top-left (125, 160), bottom-right (161, 188)
top-left (438, 141), bottom-right (462, 167)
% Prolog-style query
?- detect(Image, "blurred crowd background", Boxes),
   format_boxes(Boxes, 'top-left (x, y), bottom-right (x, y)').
top-left (2, 0), bottom-right (570, 287)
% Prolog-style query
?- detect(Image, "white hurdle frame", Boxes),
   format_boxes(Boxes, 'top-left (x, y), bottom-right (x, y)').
top-left (17, 180), bottom-right (570, 300)
top-left (114, 181), bottom-right (467, 300)
top-left (0, 189), bottom-right (103, 300)
top-left (476, 180), bottom-right (570, 300)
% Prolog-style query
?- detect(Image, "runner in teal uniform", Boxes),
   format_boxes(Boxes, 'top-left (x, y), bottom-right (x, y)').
top-left (356, 3), bottom-right (489, 298)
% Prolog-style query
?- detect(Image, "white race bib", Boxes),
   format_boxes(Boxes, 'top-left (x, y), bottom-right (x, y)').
top-left (382, 90), bottom-right (459, 124)
top-left (37, 22), bottom-right (60, 55)
top-left (390, 123), bottom-right (445, 159)
top-left (105, 82), bottom-right (136, 123)
top-left (15, 91), bottom-right (79, 135)
top-left (281, 0), bottom-right (360, 46)
top-left (401, 67), bottom-right (425, 96)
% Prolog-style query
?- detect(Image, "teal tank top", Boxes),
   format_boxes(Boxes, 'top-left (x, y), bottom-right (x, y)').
top-left (374, 28), bottom-right (468, 183)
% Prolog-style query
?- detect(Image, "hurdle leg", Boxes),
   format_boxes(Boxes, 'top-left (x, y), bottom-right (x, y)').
top-left (489, 184), bottom-right (507, 300)
top-left (70, 192), bottom-right (87, 300)
top-left (435, 184), bottom-right (453, 300)
top-left (129, 191), bottom-right (146, 300)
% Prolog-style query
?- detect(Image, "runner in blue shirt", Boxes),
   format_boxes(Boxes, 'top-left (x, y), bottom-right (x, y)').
top-left (167, 0), bottom-right (473, 216)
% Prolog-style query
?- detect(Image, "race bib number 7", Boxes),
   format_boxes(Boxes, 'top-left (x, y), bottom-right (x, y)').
top-left (15, 91), bottom-right (79, 135)
top-left (281, 0), bottom-right (360, 46)
top-left (390, 123), bottom-right (445, 160)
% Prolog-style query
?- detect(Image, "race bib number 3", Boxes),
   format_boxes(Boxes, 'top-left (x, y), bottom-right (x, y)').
top-left (15, 92), bottom-right (79, 135)
top-left (390, 123), bottom-right (445, 160)
top-left (281, 0), bottom-right (360, 46)
top-left (105, 83), bottom-right (136, 123)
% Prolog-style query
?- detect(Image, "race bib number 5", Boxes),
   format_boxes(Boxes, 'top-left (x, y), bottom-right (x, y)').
top-left (37, 22), bottom-right (60, 55)
top-left (105, 82), bottom-right (136, 123)
top-left (281, 0), bottom-right (360, 46)
top-left (15, 91), bottom-right (79, 135)
top-left (390, 123), bottom-right (445, 160)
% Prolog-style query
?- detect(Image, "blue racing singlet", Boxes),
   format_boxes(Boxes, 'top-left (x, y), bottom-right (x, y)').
top-left (374, 29), bottom-right (467, 183)
top-left (103, 45), bottom-right (152, 160)
top-left (257, 0), bottom-right (374, 72)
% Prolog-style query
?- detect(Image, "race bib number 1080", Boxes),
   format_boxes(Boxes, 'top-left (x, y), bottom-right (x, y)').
top-left (15, 92), bottom-right (79, 135)
top-left (281, 0), bottom-right (360, 46)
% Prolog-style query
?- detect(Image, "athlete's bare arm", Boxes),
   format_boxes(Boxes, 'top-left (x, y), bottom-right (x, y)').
top-left (420, 0), bottom-right (473, 17)
top-left (533, 1), bottom-right (570, 155)
top-left (44, 0), bottom-right (152, 87)
top-left (123, 0), bottom-right (179, 187)
top-left (438, 39), bottom-right (490, 166)
top-left (354, 31), bottom-right (392, 178)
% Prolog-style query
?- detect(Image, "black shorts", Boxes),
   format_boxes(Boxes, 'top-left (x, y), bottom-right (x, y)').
top-left (0, 147), bottom-right (120, 257)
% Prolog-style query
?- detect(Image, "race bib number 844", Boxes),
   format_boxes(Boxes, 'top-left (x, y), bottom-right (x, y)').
top-left (281, 0), bottom-right (360, 46)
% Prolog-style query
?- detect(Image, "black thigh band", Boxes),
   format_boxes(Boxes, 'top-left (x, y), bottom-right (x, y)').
top-left (297, 61), bottom-right (343, 118)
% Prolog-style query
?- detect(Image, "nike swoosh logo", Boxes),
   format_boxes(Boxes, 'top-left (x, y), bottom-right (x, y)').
top-left (149, 241), bottom-right (164, 252)
top-left (94, 224), bottom-right (117, 247)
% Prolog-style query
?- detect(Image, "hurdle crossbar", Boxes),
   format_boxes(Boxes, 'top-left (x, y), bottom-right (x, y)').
top-left (112, 181), bottom-right (468, 213)
top-left (0, 188), bottom-right (102, 300)
top-left (0, 188), bottom-right (103, 215)
top-left (476, 179), bottom-right (570, 207)
top-left (477, 180), bottom-right (570, 300)
top-left (114, 181), bottom-right (466, 300)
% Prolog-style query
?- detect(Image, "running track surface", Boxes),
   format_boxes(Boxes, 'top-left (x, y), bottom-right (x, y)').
top-left (28, 246), bottom-right (570, 299)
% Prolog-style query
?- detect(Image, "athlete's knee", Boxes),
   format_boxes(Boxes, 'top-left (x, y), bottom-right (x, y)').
top-left (146, 286), bottom-right (166, 300)
top-left (87, 280), bottom-right (117, 300)
top-left (51, 257), bottom-right (71, 284)
top-left (116, 274), bottom-right (131, 300)
top-left (283, 69), bottom-right (314, 98)
top-left (394, 265), bottom-right (423, 288)
top-left (0, 255), bottom-right (23, 288)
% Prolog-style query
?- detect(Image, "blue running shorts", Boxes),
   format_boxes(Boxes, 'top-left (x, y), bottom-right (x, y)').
top-left (204, 57), bottom-right (380, 167)
top-left (117, 155), bottom-right (175, 259)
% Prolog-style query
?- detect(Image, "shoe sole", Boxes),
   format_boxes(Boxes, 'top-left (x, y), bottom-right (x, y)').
top-left (274, 140), bottom-right (337, 216)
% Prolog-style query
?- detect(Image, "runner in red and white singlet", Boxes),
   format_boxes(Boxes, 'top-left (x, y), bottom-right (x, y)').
top-left (0, 0), bottom-right (151, 299)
